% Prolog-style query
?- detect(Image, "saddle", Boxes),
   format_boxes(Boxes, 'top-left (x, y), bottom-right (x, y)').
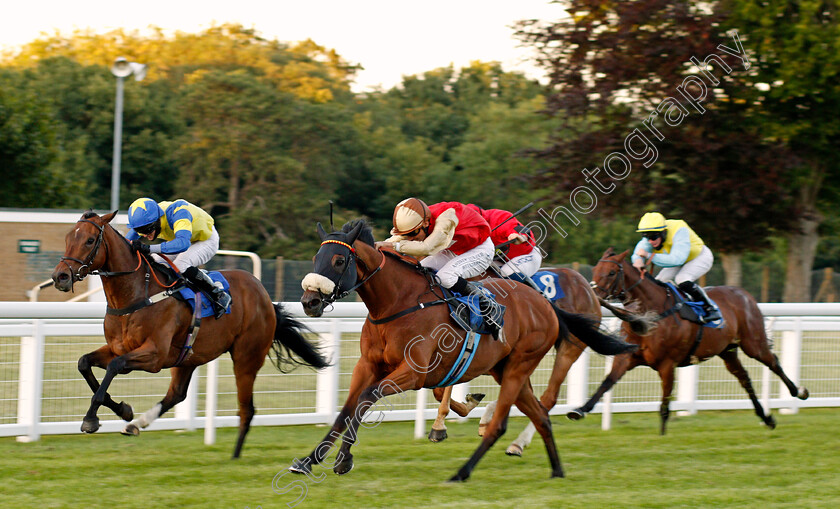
top-left (654, 279), bottom-right (723, 329)
top-left (442, 283), bottom-right (506, 336)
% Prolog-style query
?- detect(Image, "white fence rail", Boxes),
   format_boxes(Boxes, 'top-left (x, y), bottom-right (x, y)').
top-left (1, 302), bottom-right (839, 443)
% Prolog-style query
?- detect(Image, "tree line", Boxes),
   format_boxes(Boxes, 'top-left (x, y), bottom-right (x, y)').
top-left (1, 1), bottom-right (839, 302)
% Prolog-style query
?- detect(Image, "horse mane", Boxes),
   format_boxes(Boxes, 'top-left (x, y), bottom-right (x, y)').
top-left (341, 219), bottom-right (375, 246)
top-left (82, 209), bottom-right (98, 219)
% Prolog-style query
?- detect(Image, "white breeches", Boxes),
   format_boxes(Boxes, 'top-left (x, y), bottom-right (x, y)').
top-left (494, 249), bottom-right (543, 278)
top-left (421, 238), bottom-right (494, 288)
top-left (155, 227), bottom-right (220, 272)
top-left (656, 246), bottom-right (713, 284)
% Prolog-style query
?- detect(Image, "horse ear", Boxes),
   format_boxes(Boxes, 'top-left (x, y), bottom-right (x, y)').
top-left (102, 210), bottom-right (118, 224)
top-left (604, 247), bottom-right (615, 257)
top-left (617, 249), bottom-right (631, 261)
top-left (346, 221), bottom-right (364, 244)
top-left (316, 222), bottom-right (328, 240)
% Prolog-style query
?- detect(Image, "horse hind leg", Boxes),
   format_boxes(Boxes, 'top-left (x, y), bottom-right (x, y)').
top-left (657, 363), bottom-right (676, 435)
top-left (719, 349), bottom-right (776, 429)
top-left (740, 320), bottom-right (809, 400)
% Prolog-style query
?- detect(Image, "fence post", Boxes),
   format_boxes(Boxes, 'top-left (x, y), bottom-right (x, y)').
top-left (16, 320), bottom-right (45, 442)
top-left (676, 364), bottom-right (699, 416)
top-left (779, 317), bottom-right (802, 415)
top-left (414, 388), bottom-right (428, 439)
top-left (204, 359), bottom-right (219, 445)
top-left (565, 348), bottom-right (589, 408)
top-left (600, 355), bottom-right (613, 431)
top-left (316, 319), bottom-right (341, 423)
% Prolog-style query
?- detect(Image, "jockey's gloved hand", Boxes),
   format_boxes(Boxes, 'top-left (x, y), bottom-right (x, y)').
top-left (131, 239), bottom-right (151, 255)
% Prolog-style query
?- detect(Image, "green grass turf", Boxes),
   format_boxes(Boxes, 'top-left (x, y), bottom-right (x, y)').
top-left (2, 408), bottom-right (839, 508)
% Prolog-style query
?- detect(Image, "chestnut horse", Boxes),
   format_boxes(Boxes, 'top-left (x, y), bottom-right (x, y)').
top-left (293, 220), bottom-right (636, 481)
top-left (51, 211), bottom-right (328, 457)
top-left (568, 248), bottom-right (809, 434)
top-left (431, 267), bottom-right (599, 457)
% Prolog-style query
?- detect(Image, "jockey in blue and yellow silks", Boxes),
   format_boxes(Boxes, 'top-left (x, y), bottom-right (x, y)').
top-left (126, 197), bottom-right (230, 318)
top-left (631, 212), bottom-right (721, 323)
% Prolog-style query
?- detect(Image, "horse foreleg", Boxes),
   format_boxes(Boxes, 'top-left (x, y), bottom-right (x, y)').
top-left (507, 339), bottom-right (585, 456)
top-left (429, 387), bottom-right (451, 442)
top-left (122, 366), bottom-right (196, 438)
top-left (450, 364), bottom-right (527, 482)
top-left (512, 381), bottom-right (563, 477)
top-left (331, 363), bottom-right (423, 475)
top-left (78, 345), bottom-right (133, 422)
top-left (289, 359), bottom-right (380, 477)
top-left (82, 340), bottom-right (161, 434)
top-left (657, 362), bottom-right (676, 435)
top-left (719, 349), bottom-right (776, 429)
top-left (567, 352), bottom-right (637, 420)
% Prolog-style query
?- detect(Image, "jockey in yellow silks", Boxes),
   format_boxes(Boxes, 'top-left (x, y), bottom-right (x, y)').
top-left (631, 212), bottom-right (721, 323)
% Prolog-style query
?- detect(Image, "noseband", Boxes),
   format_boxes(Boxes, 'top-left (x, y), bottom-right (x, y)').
top-left (590, 258), bottom-right (645, 303)
top-left (317, 240), bottom-right (386, 306)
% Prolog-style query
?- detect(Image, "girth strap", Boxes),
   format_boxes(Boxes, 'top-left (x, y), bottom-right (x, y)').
top-left (175, 292), bottom-right (202, 366)
top-left (431, 331), bottom-right (482, 388)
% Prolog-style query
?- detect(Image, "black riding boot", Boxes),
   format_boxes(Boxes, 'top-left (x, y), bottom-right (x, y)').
top-left (678, 280), bottom-right (721, 323)
top-left (452, 277), bottom-right (505, 336)
top-left (183, 266), bottom-right (231, 319)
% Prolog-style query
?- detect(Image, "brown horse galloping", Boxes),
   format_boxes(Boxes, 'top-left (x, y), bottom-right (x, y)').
top-left (293, 221), bottom-right (636, 481)
top-left (568, 248), bottom-right (808, 434)
top-left (432, 267), bottom-right (600, 457)
top-left (51, 211), bottom-right (328, 457)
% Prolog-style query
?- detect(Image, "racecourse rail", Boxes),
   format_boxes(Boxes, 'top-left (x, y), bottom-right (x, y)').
top-left (2, 302), bottom-right (839, 443)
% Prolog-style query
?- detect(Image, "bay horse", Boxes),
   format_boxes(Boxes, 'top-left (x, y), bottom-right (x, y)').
top-left (568, 247), bottom-right (809, 434)
top-left (50, 210), bottom-right (328, 457)
top-left (292, 220), bottom-right (636, 481)
top-left (431, 267), bottom-right (600, 457)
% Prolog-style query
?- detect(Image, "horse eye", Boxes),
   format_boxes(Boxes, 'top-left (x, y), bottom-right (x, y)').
top-left (609, 271), bottom-right (615, 276)
top-left (86, 238), bottom-right (95, 245)
top-left (336, 259), bottom-right (345, 266)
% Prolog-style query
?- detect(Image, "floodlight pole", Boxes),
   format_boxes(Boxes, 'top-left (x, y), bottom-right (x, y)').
top-left (110, 75), bottom-right (125, 213)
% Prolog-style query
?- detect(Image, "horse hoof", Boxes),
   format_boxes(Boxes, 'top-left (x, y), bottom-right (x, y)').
top-left (118, 401), bottom-right (134, 421)
top-left (466, 393), bottom-right (486, 405)
top-left (797, 387), bottom-right (809, 400)
top-left (428, 428), bottom-right (448, 442)
top-left (764, 416), bottom-right (777, 430)
top-left (80, 418), bottom-right (100, 434)
top-left (505, 444), bottom-right (523, 457)
top-left (448, 471), bottom-right (469, 483)
top-left (288, 459), bottom-right (312, 475)
top-left (121, 423), bottom-right (140, 436)
top-left (477, 423), bottom-right (486, 437)
top-left (567, 409), bottom-right (585, 421)
top-left (552, 469), bottom-right (565, 478)
top-left (334, 456), bottom-right (354, 475)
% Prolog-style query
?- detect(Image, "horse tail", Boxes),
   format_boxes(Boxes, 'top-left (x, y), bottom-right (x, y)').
top-left (270, 303), bottom-right (330, 373)
top-left (597, 297), bottom-right (657, 335)
top-left (552, 306), bottom-right (638, 356)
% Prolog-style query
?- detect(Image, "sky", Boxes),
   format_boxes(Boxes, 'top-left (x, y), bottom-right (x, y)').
top-left (0, 0), bottom-right (566, 92)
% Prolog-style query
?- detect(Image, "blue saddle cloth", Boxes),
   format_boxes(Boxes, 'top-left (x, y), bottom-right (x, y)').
top-left (664, 282), bottom-right (724, 329)
top-left (177, 271), bottom-right (232, 318)
top-left (531, 270), bottom-right (565, 301)
top-left (446, 285), bottom-right (505, 335)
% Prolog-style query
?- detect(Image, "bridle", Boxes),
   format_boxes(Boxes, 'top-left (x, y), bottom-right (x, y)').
top-left (58, 218), bottom-right (143, 291)
top-left (317, 239), bottom-right (386, 305)
top-left (590, 257), bottom-right (645, 303)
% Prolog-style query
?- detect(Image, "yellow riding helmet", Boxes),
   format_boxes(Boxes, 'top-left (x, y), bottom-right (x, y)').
top-left (637, 212), bottom-right (667, 232)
